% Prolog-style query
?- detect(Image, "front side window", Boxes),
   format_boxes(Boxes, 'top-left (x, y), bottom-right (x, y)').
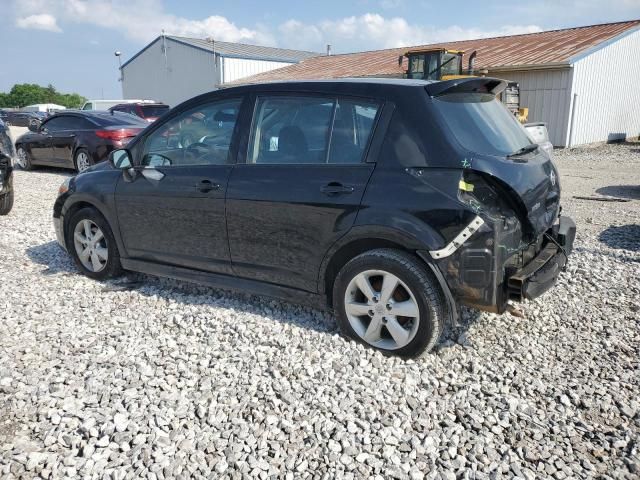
top-left (142, 98), bottom-right (242, 167)
top-left (248, 96), bottom-right (380, 165)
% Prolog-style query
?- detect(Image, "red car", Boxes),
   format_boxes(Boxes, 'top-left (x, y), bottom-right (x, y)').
top-left (109, 102), bottom-right (170, 123)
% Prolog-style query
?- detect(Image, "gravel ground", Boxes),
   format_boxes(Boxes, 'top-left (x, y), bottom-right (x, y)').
top-left (0, 142), bottom-right (639, 479)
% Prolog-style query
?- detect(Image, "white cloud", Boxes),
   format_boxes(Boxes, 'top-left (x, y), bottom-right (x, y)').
top-left (12, 0), bottom-right (275, 45)
top-left (26, 1), bottom-right (632, 54)
top-left (16, 13), bottom-right (62, 33)
top-left (280, 14), bottom-right (542, 52)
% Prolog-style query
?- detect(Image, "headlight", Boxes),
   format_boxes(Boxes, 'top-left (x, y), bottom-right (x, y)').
top-left (58, 177), bottom-right (72, 196)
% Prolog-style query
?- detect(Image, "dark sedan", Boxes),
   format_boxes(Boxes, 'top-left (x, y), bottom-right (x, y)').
top-left (15, 111), bottom-right (147, 172)
top-left (5, 111), bottom-right (47, 128)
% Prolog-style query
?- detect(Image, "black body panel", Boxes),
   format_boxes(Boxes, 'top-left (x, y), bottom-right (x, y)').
top-left (52, 78), bottom-right (574, 316)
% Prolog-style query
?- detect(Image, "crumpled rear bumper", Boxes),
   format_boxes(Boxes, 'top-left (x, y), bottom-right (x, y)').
top-left (507, 216), bottom-right (576, 301)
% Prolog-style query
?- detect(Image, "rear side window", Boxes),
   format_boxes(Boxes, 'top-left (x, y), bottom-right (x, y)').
top-left (432, 93), bottom-right (533, 156)
top-left (141, 105), bottom-right (170, 118)
top-left (92, 113), bottom-right (147, 127)
top-left (248, 96), bottom-right (380, 165)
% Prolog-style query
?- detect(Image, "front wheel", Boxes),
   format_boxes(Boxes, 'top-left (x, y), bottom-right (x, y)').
top-left (333, 249), bottom-right (446, 357)
top-left (66, 207), bottom-right (122, 280)
top-left (0, 190), bottom-right (13, 215)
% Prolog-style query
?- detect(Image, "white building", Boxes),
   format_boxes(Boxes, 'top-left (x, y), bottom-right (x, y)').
top-left (240, 20), bottom-right (640, 147)
top-left (120, 36), bottom-right (318, 107)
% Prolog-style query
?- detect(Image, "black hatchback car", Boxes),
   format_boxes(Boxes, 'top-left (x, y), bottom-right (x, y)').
top-left (0, 120), bottom-right (14, 215)
top-left (53, 78), bottom-right (575, 357)
top-left (15, 111), bottom-right (147, 173)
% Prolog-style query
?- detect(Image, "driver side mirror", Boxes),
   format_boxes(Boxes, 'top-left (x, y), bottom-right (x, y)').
top-left (28, 123), bottom-right (39, 133)
top-left (109, 149), bottom-right (133, 169)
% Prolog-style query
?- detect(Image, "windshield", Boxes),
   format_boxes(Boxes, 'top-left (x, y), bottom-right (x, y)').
top-left (440, 53), bottom-right (461, 76)
top-left (141, 105), bottom-right (169, 118)
top-left (433, 92), bottom-right (533, 156)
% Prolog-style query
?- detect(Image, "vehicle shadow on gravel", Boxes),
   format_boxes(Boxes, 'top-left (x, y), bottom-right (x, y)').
top-left (596, 185), bottom-right (640, 200)
top-left (598, 224), bottom-right (640, 252)
top-left (27, 241), bottom-right (481, 347)
top-left (26, 241), bottom-right (77, 275)
top-left (26, 241), bottom-right (337, 335)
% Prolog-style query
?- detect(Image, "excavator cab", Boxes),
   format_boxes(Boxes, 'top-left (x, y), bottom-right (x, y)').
top-left (405, 48), bottom-right (468, 81)
top-left (404, 48), bottom-right (528, 123)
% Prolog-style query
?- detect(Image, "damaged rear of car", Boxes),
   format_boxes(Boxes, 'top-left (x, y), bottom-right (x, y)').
top-left (365, 77), bottom-right (575, 316)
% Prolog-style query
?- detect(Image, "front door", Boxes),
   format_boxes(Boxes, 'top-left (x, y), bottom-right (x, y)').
top-left (115, 97), bottom-right (245, 274)
top-left (226, 95), bottom-right (381, 292)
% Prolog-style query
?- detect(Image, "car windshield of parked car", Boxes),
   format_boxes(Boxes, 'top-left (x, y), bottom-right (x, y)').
top-left (142, 98), bottom-right (242, 167)
top-left (141, 105), bottom-right (169, 118)
top-left (432, 92), bottom-right (534, 156)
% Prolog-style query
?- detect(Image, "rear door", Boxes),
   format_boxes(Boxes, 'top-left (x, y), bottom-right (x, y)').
top-left (226, 94), bottom-right (381, 292)
top-left (114, 96), bottom-right (246, 274)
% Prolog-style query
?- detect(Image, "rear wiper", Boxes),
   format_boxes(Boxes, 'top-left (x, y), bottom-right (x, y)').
top-left (507, 144), bottom-right (538, 157)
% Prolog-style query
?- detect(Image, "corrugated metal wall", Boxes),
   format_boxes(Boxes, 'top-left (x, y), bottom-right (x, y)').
top-left (222, 57), bottom-right (293, 84)
top-left (122, 39), bottom-right (217, 107)
top-left (490, 68), bottom-right (573, 147)
top-left (569, 29), bottom-right (640, 146)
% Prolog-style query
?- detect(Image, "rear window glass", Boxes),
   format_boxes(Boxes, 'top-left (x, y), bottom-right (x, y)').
top-left (433, 93), bottom-right (533, 156)
top-left (141, 105), bottom-right (170, 118)
top-left (92, 113), bottom-right (147, 127)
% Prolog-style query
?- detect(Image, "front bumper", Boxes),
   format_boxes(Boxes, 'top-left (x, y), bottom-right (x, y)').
top-left (507, 216), bottom-right (576, 301)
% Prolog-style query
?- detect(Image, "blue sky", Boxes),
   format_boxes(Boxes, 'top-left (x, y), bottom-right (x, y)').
top-left (2, 0), bottom-right (639, 100)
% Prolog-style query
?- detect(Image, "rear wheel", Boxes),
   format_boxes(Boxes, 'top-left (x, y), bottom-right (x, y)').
top-left (16, 147), bottom-right (33, 171)
top-left (74, 148), bottom-right (92, 173)
top-left (0, 190), bottom-right (13, 215)
top-left (333, 249), bottom-right (446, 357)
top-left (66, 207), bottom-right (122, 280)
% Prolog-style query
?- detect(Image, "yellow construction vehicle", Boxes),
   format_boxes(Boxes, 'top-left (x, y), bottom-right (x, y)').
top-left (403, 48), bottom-right (529, 122)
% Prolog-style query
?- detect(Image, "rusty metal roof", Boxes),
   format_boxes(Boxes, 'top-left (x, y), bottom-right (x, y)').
top-left (236, 20), bottom-right (640, 84)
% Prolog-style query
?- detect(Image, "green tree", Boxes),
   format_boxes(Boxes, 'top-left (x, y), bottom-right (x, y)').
top-left (0, 83), bottom-right (87, 109)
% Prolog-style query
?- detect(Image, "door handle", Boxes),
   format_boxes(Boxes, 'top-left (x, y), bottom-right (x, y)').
top-left (320, 182), bottom-right (355, 195)
top-left (195, 180), bottom-right (220, 193)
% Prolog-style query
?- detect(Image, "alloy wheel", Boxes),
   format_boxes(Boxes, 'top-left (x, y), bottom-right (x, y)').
top-left (76, 151), bottom-right (90, 172)
top-left (16, 148), bottom-right (27, 169)
top-left (343, 269), bottom-right (420, 350)
top-left (73, 219), bottom-right (108, 272)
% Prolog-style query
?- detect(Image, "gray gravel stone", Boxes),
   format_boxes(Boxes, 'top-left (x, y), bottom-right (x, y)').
top-left (0, 143), bottom-right (639, 478)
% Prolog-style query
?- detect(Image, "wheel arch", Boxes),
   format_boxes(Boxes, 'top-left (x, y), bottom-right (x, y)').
top-left (319, 225), bottom-right (437, 299)
top-left (61, 197), bottom-right (123, 255)
top-left (318, 227), bottom-right (458, 324)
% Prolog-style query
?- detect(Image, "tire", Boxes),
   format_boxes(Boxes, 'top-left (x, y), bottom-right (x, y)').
top-left (332, 248), bottom-right (446, 357)
top-left (74, 148), bottom-right (92, 173)
top-left (16, 147), bottom-right (33, 171)
top-left (0, 190), bottom-right (13, 215)
top-left (66, 207), bottom-right (122, 280)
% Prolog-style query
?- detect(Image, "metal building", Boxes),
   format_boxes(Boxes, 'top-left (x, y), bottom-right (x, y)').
top-left (238, 21), bottom-right (640, 147)
top-left (120, 36), bottom-right (318, 107)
